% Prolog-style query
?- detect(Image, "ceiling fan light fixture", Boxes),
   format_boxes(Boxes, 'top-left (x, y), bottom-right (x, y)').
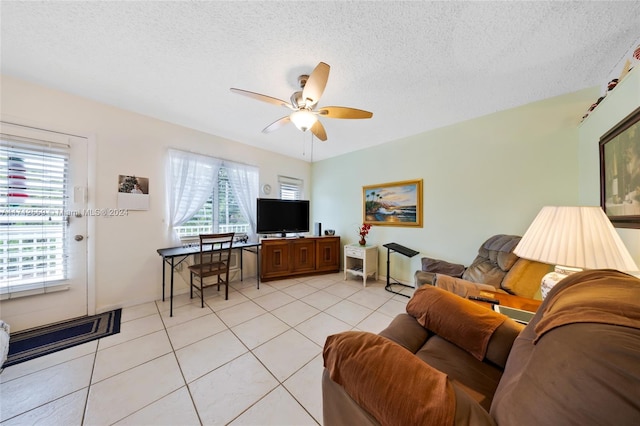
top-left (290, 110), bottom-right (317, 132)
top-left (231, 61), bottom-right (372, 141)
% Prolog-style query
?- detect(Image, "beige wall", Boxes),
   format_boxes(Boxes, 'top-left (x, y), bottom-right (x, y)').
top-left (3, 68), bottom-right (633, 313)
top-left (311, 87), bottom-right (598, 283)
top-left (1, 74), bottom-right (311, 313)
top-left (578, 67), bottom-right (640, 267)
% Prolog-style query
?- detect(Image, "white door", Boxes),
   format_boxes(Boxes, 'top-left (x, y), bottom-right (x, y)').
top-left (0, 122), bottom-right (88, 332)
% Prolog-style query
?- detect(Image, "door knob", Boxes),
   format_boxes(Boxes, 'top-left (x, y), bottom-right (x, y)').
top-left (74, 235), bottom-right (84, 241)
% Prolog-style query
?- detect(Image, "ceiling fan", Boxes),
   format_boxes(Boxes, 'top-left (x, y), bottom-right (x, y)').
top-left (230, 62), bottom-right (373, 141)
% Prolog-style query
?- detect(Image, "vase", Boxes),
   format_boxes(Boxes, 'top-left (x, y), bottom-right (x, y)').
top-left (359, 237), bottom-right (366, 246)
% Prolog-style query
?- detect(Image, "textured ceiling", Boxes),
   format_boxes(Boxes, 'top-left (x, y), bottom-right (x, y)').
top-left (1, 1), bottom-right (639, 162)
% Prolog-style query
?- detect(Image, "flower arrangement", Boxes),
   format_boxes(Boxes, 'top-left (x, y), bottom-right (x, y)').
top-left (358, 223), bottom-right (372, 238)
top-left (357, 223), bottom-right (371, 245)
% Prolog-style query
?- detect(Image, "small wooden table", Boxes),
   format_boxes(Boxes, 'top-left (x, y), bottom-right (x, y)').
top-left (470, 290), bottom-right (542, 312)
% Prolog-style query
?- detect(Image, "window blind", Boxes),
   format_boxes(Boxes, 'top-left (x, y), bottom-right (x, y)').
top-left (1, 138), bottom-right (70, 295)
top-left (278, 175), bottom-right (303, 200)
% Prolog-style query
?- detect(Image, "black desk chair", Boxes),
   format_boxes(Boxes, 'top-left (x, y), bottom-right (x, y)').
top-left (188, 233), bottom-right (234, 308)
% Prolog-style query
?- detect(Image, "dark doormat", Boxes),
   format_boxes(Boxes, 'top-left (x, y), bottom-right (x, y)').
top-left (3, 309), bottom-right (122, 368)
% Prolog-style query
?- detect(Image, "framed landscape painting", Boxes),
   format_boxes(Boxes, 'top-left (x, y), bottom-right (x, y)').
top-left (363, 179), bottom-right (423, 227)
top-left (600, 106), bottom-right (640, 229)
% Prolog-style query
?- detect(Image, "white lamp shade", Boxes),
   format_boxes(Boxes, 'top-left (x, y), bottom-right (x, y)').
top-left (289, 110), bottom-right (318, 131)
top-left (513, 206), bottom-right (638, 272)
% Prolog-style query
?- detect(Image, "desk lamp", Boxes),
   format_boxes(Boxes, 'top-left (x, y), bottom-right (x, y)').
top-left (513, 206), bottom-right (638, 298)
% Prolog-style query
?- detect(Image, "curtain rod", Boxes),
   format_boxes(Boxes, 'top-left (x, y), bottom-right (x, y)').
top-left (1, 120), bottom-right (86, 140)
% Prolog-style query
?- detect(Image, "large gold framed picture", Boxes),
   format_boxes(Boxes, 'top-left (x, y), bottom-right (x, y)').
top-left (363, 179), bottom-right (423, 227)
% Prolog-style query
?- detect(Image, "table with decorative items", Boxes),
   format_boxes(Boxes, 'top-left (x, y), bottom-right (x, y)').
top-left (467, 289), bottom-right (542, 324)
top-left (467, 290), bottom-right (542, 312)
top-left (344, 243), bottom-right (378, 287)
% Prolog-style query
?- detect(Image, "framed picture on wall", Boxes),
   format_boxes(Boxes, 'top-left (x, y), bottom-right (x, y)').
top-left (117, 175), bottom-right (150, 210)
top-left (600, 106), bottom-right (640, 228)
top-left (363, 179), bottom-right (423, 227)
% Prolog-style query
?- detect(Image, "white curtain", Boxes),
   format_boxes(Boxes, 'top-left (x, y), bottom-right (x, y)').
top-left (166, 149), bottom-right (221, 233)
top-left (226, 161), bottom-right (259, 242)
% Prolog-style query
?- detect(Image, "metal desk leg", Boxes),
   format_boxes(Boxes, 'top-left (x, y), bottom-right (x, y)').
top-left (170, 257), bottom-right (175, 317)
top-left (162, 256), bottom-right (166, 301)
top-left (384, 247), bottom-right (412, 298)
top-left (257, 247), bottom-right (260, 289)
top-left (240, 248), bottom-right (244, 281)
top-left (386, 247), bottom-right (391, 288)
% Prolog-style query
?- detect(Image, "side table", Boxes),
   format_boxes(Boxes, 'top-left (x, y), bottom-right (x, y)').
top-left (469, 290), bottom-right (542, 324)
top-left (469, 290), bottom-right (542, 312)
top-left (344, 244), bottom-right (378, 287)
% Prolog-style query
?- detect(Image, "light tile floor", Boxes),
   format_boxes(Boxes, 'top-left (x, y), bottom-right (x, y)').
top-left (0, 273), bottom-right (413, 425)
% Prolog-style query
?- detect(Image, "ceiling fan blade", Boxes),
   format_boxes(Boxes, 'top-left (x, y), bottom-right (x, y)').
top-left (230, 88), bottom-right (293, 109)
top-left (302, 62), bottom-right (330, 106)
top-left (262, 116), bottom-right (291, 133)
top-left (310, 120), bottom-right (327, 141)
top-left (318, 106), bottom-right (373, 119)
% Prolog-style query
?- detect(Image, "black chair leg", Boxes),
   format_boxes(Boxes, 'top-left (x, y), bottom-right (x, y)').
top-left (190, 273), bottom-right (193, 299)
top-left (200, 280), bottom-right (204, 308)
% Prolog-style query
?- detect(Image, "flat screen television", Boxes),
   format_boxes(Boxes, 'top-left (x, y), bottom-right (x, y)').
top-left (256, 198), bottom-right (310, 236)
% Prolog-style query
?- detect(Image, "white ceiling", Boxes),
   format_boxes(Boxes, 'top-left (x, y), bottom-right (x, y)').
top-left (1, 1), bottom-right (639, 162)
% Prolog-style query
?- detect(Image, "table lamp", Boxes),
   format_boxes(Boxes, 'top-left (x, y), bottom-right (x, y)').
top-left (513, 206), bottom-right (638, 298)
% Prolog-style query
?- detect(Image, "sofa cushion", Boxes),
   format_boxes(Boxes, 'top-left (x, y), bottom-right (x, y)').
top-left (323, 331), bottom-right (455, 426)
top-left (421, 257), bottom-right (465, 277)
top-left (378, 312), bottom-right (431, 353)
top-left (322, 369), bottom-right (380, 426)
top-left (484, 318), bottom-right (524, 368)
top-left (499, 258), bottom-right (549, 298)
top-left (462, 234), bottom-right (521, 285)
top-left (481, 234), bottom-right (521, 270)
top-left (434, 273), bottom-right (504, 297)
top-left (417, 335), bottom-right (503, 412)
top-left (406, 284), bottom-right (507, 360)
top-left (452, 384), bottom-right (497, 426)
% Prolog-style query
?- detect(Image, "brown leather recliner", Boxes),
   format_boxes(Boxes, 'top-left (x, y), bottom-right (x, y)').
top-left (414, 234), bottom-right (550, 299)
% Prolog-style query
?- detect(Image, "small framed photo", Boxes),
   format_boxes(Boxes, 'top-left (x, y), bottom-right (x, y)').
top-left (117, 175), bottom-right (150, 210)
top-left (118, 175), bottom-right (148, 194)
top-left (363, 179), bottom-right (423, 227)
top-left (600, 107), bottom-right (640, 228)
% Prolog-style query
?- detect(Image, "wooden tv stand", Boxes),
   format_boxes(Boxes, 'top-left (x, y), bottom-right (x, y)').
top-left (260, 236), bottom-right (340, 281)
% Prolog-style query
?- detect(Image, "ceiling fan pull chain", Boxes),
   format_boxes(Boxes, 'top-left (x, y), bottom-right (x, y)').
top-left (302, 132), bottom-right (306, 157)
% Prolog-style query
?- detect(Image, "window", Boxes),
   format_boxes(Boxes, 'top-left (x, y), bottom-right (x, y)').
top-left (1, 139), bottom-right (69, 292)
top-left (167, 150), bottom-right (258, 240)
top-left (278, 175), bottom-right (303, 200)
top-left (175, 167), bottom-right (250, 238)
